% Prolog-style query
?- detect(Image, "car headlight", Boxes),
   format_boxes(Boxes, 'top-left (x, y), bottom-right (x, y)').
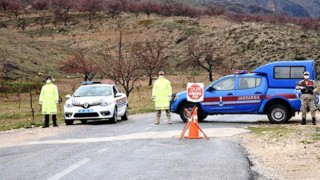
top-left (100, 101), bottom-right (112, 106)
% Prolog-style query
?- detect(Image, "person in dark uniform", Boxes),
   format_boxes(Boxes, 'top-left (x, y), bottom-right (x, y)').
top-left (295, 71), bottom-right (317, 125)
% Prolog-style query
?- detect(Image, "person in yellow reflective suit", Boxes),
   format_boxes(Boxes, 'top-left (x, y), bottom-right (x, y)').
top-left (152, 71), bottom-right (172, 124)
top-left (39, 76), bottom-right (59, 128)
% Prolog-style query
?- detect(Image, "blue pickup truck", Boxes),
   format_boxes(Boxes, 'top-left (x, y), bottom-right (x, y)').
top-left (170, 60), bottom-right (318, 123)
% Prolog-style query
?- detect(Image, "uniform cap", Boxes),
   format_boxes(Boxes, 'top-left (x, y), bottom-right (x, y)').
top-left (303, 71), bottom-right (310, 75)
top-left (46, 76), bottom-right (52, 80)
top-left (158, 71), bottom-right (164, 75)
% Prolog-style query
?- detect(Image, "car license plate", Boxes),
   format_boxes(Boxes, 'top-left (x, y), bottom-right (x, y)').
top-left (78, 109), bottom-right (93, 113)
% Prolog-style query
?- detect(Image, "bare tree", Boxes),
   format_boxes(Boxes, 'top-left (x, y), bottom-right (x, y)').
top-left (35, 12), bottom-right (51, 29)
top-left (140, 1), bottom-right (153, 18)
top-left (99, 30), bottom-right (142, 97)
top-left (0, 0), bottom-right (9, 11)
top-left (51, 0), bottom-right (74, 14)
top-left (32, 0), bottom-right (48, 10)
top-left (78, 0), bottom-right (103, 24)
top-left (59, 49), bottom-right (99, 81)
top-left (119, 0), bottom-right (128, 12)
top-left (204, 4), bottom-right (225, 16)
top-left (105, 0), bottom-right (122, 19)
top-left (8, 0), bottom-right (23, 19)
top-left (172, 2), bottom-right (184, 16)
top-left (0, 62), bottom-right (18, 81)
top-left (132, 40), bottom-right (169, 86)
top-left (161, 0), bottom-right (175, 16)
top-left (30, 89), bottom-right (35, 119)
top-left (17, 16), bottom-right (27, 31)
top-left (53, 10), bottom-right (70, 26)
top-left (51, 0), bottom-right (75, 26)
top-left (127, 1), bottom-right (141, 19)
top-left (182, 41), bottom-right (224, 81)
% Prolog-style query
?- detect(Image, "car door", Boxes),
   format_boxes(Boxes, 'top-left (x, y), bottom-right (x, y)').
top-left (234, 76), bottom-right (267, 112)
top-left (113, 86), bottom-right (127, 115)
top-left (203, 76), bottom-right (238, 113)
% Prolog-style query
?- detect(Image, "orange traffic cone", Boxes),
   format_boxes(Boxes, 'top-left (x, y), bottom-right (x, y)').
top-left (186, 115), bottom-right (202, 139)
top-left (179, 106), bottom-right (209, 140)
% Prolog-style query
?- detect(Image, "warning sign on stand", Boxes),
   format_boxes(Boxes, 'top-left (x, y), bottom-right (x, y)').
top-left (187, 83), bottom-right (204, 102)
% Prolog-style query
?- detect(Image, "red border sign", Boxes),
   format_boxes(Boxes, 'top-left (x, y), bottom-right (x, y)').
top-left (187, 83), bottom-right (204, 102)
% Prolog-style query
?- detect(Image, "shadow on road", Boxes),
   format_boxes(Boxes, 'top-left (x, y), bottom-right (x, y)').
top-left (71, 119), bottom-right (127, 126)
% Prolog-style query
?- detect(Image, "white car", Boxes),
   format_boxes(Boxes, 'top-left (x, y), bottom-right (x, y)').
top-left (64, 82), bottom-right (128, 125)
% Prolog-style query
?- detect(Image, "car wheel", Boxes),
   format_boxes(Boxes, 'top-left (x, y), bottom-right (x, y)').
top-left (81, 120), bottom-right (87, 124)
top-left (65, 120), bottom-right (74, 125)
top-left (267, 104), bottom-right (288, 124)
top-left (179, 103), bottom-right (204, 123)
top-left (198, 112), bottom-right (208, 122)
top-left (121, 105), bottom-right (129, 120)
top-left (110, 108), bottom-right (118, 123)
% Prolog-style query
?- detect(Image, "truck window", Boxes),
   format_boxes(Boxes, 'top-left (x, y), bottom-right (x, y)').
top-left (213, 78), bottom-right (234, 90)
top-left (274, 66), bottom-right (305, 79)
top-left (239, 77), bottom-right (261, 89)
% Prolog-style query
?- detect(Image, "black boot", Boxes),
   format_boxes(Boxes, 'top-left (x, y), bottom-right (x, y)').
top-left (43, 114), bottom-right (49, 128)
top-left (312, 117), bottom-right (316, 125)
top-left (52, 114), bottom-right (58, 127)
top-left (301, 118), bottom-right (306, 125)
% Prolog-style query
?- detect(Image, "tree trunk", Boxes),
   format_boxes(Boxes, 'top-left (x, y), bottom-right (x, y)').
top-left (30, 89), bottom-right (35, 119)
top-left (148, 76), bottom-right (152, 86)
top-left (209, 70), bottom-right (213, 81)
top-left (64, 12), bottom-right (68, 26)
top-left (84, 73), bottom-right (89, 81)
top-left (17, 92), bottom-right (21, 108)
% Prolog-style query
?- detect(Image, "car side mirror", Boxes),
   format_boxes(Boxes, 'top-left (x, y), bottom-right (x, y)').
top-left (115, 93), bottom-right (122, 97)
top-left (65, 94), bottom-right (71, 99)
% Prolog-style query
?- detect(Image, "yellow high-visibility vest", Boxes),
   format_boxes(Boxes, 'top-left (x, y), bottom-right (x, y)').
top-left (152, 77), bottom-right (172, 110)
top-left (39, 83), bottom-right (59, 114)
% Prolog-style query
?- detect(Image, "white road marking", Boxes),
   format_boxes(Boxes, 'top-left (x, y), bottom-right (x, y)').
top-left (47, 158), bottom-right (91, 180)
top-left (24, 128), bottom-right (250, 145)
top-left (96, 148), bottom-right (109, 154)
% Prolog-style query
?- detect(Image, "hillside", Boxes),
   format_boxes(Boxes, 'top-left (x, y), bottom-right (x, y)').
top-left (0, 28), bottom-right (70, 79)
top-left (1, 12), bottom-right (320, 79)
top-left (202, 0), bottom-right (320, 18)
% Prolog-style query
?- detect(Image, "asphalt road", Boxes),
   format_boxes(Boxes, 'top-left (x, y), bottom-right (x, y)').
top-left (0, 113), bottom-right (268, 180)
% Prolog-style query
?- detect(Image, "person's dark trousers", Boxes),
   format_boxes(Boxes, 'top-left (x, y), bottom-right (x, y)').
top-left (43, 114), bottom-right (58, 127)
top-left (52, 114), bottom-right (58, 127)
top-left (43, 114), bottom-right (50, 128)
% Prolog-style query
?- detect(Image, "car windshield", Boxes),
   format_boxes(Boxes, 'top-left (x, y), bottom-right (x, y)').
top-left (73, 86), bottom-right (112, 97)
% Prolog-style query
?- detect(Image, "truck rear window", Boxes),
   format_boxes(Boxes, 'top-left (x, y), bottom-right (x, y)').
top-left (274, 66), bottom-right (305, 79)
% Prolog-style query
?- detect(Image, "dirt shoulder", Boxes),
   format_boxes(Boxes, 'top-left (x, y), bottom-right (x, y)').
top-left (0, 126), bottom-right (67, 147)
top-left (241, 117), bottom-right (320, 180)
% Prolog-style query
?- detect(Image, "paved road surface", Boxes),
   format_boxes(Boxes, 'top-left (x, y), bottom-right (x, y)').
top-left (0, 113), bottom-right (268, 180)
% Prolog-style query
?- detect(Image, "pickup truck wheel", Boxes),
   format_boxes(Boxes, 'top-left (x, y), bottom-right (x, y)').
top-left (267, 105), bottom-right (288, 124)
top-left (179, 103), bottom-right (206, 122)
top-left (198, 112), bottom-right (208, 122)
